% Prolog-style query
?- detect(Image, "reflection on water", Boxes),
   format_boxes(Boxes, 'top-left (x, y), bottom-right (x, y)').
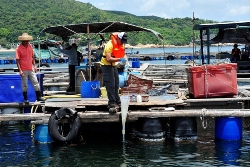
top-left (1, 121), bottom-right (250, 166)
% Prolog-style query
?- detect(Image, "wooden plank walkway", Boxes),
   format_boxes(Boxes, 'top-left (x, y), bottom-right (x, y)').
top-left (1, 109), bottom-right (250, 123)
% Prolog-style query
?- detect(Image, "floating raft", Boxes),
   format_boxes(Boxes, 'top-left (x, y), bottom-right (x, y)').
top-left (0, 109), bottom-right (250, 123)
top-left (0, 96), bottom-right (250, 123)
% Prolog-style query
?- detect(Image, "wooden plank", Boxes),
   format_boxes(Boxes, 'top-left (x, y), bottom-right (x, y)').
top-left (184, 97), bottom-right (250, 103)
top-left (43, 82), bottom-right (69, 86)
top-left (0, 102), bottom-right (44, 108)
top-left (1, 109), bottom-right (250, 122)
top-left (45, 101), bottom-right (80, 108)
top-left (0, 113), bottom-right (50, 121)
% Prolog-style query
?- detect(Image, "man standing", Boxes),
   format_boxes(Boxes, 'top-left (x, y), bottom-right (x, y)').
top-left (56, 43), bottom-right (78, 92)
top-left (231, 44), bottom-right (241, 63)
top-left (16, 33), bottom-right (45, 102)
top-left (100, 32), bottom-right (128, 113)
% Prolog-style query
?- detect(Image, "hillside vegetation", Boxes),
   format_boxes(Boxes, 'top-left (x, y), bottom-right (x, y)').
top-left (0, 0), bottom-right (217, 48)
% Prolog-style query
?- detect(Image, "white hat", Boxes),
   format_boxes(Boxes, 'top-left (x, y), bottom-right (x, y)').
top-left (118, 32), bottom-right (128, 43)
top-left (18, 33), bottom-right (33, 41)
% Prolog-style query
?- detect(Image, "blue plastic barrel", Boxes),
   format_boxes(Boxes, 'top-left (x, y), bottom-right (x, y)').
top-left (0, 60), bottom-right (4, 64)
top-left (23, 107), bottom-right (31, 113)
top-left (132, 61), bottom-right (140, 68)
top-left (12, 60), bottom-right (16, 64)
top-left (119, 72), bottom-right (128, 88)
top-left (215, 117), bottom-right (242, 140)
top-left (54, 59), bottom-right (58, 63)
top-left (189, 56), bottom-right (194, 60)
top-left (181, 56), bottom-right (185, 60)
top-left (132, 57), bottom-right (138, 61)
top-left (81, 81), bottom-right (100, 98)
top-left (34, 124), bottom-right (54, 143)
top-left (47, 59), bottom-right (51, 63)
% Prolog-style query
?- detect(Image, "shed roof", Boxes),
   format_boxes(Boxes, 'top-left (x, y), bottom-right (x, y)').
top-left (39, 21), bottom-right (163, 40)
top-left (194, 21), bottom-right (250, 44)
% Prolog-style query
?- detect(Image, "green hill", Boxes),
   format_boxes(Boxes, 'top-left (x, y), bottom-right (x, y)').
top-left (0, 0), bottom-right (216, 48)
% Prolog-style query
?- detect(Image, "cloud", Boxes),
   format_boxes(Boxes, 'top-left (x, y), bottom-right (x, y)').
top-left (77, 0), bottom-right (250, 22)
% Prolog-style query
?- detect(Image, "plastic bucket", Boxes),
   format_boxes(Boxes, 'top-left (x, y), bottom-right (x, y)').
top-left (132, 61), bottom-right (140, 68)
top-left (81, 81), bottom-right (100, 98)
top-left (34, 124), bottom-right (54, 143)
top-left (100, 87), bottom-right (107, 98)
top-left (215, 117), bottom-right (242, 140)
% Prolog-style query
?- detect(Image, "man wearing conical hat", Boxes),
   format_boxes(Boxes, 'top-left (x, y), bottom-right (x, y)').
top-left (16, 33), bottom-right (45, 102)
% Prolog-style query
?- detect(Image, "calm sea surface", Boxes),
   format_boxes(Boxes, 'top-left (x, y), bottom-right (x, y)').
top-left (0, 45), bottom-right (234, 68)
top-left (1, 119), bottom-right (250, 166)
top-left (1, 46), bottom-right (250, 166)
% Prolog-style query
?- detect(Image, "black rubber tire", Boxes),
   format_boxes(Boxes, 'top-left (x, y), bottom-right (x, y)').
top-left (144, 56), bottom-right (151, 61)
top-left (48, 108), bottom-right (81, 142)
top-left (167, 55), bottom-right (175, 60)
top-left (37, 63), bottom-right (50, 68)
top-left (58, 58), bottom-right (65, 63)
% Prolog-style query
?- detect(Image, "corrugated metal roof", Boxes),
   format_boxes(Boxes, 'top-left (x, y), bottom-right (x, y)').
top-left (193, 21), bottom-right (250, 30)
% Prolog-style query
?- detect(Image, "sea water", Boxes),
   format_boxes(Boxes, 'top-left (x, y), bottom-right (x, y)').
top-left (2, 47), bottom-right (250, 166)
top-left (1, 119), bottom-right (250, 166)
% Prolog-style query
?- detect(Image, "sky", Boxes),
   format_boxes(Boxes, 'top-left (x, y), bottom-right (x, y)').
top-left (77, 0), bottom-right (250, 22)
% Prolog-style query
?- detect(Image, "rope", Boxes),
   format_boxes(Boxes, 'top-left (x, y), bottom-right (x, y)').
top-left (202, 63), bottom-right (242, 98)
top-left (200, 108), bottom-right (208, 129)
top-left (30, 101), bottom-right (39, 138)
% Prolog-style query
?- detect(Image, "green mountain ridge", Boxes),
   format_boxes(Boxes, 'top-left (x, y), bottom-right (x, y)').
top-left (0, 0), bottom-right (216, 48)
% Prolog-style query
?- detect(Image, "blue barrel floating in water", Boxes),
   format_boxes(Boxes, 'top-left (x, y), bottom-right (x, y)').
top-left (0, 60), bottom-right (4, 64)
top-left (12, 60), bottom-right (17, 64)
top-left (189, 56), bottom-right (194, 60)
top-left (81, 81), bottom-right (100, 98)
top-left (47, 59), bottom-right (51, 63)
top-left (180, 56), bottom-right (185, 60)
top-left (42, 59), bottom-right (47, 63)
top-left (215, 117), bottom-right (242, 140)
top-left (54, 59), bottom-right (58, 63)
top-left (132, 61), bottom-right (140, 68)
top-left (83, 58), bottom-right (87, 63)
top-left (4, 60), bottom-right (10, 64)
top-left (150, 57), bottom-right (154, 61)
top-left (34, 124), bottom-right (54, 143)
top-left (132, 57), bottom-right (138, 61)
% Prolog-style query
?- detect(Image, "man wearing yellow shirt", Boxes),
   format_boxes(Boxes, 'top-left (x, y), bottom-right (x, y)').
top-left (100, 32), bottom-right (128, 113)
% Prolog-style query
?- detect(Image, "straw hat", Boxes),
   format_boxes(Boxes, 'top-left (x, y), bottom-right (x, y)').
top-left (18, 33), bottom-right (33, 41)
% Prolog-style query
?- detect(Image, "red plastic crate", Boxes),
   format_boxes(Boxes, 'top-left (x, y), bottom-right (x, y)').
top-left (186, 63), bottom-right (238, 98)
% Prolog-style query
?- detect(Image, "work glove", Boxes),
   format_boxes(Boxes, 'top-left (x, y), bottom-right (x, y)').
top-left (120, 58), bottom-right (127, 63)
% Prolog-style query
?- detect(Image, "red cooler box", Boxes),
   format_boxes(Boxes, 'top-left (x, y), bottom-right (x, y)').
top-left (186, 63), bottom-right (238, 98)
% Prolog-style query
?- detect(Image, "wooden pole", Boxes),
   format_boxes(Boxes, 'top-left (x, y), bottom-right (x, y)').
top-left (87, 24), bottom-right (91, 81)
